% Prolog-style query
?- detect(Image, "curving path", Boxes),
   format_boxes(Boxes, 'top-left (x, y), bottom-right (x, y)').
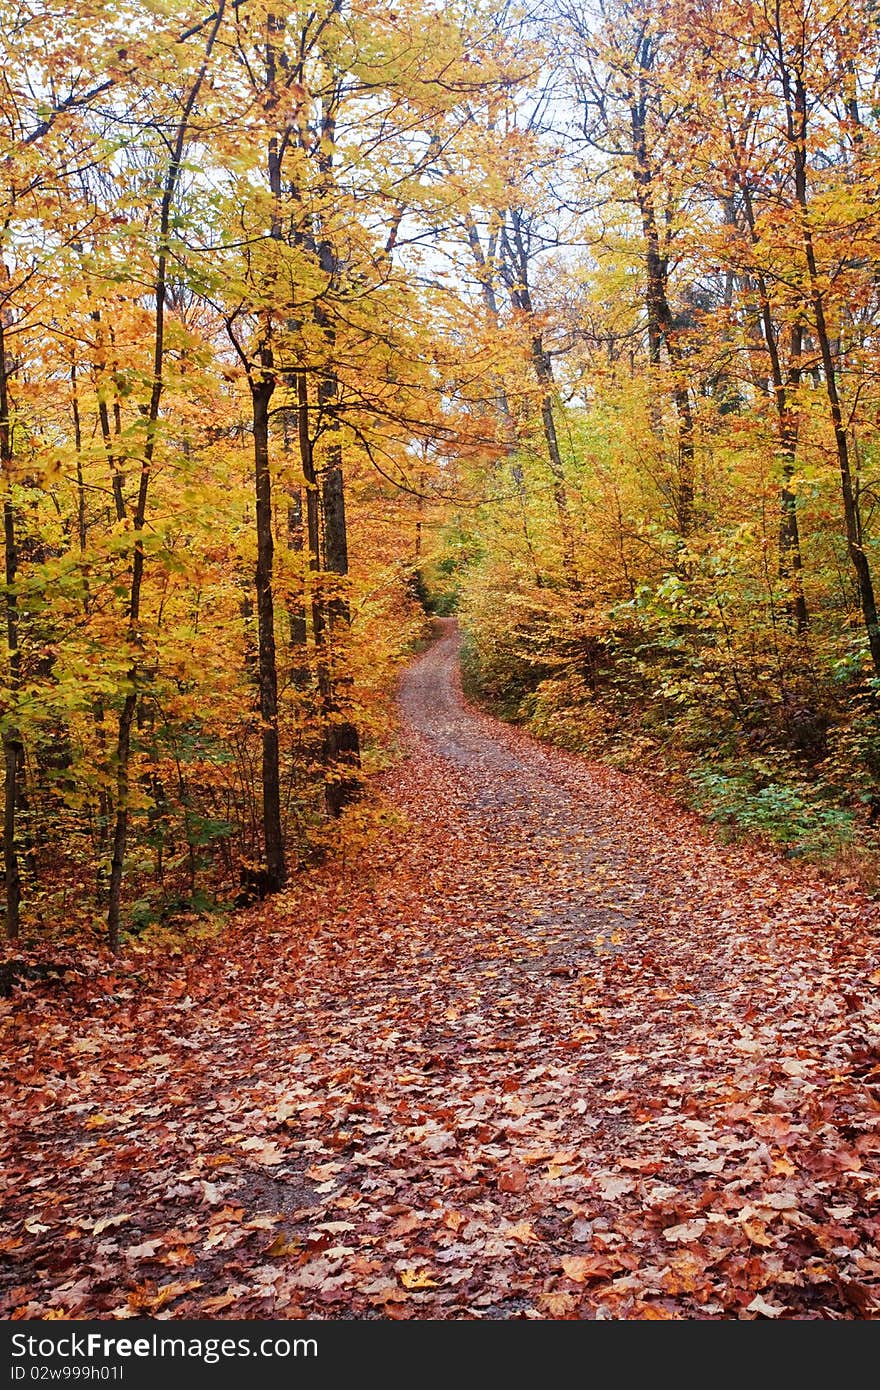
top-left (2, 618), bottom-right (880, 1319)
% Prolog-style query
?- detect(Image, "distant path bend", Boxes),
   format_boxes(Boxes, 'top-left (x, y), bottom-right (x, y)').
top-left (395, 615), bottom-right (644, 961)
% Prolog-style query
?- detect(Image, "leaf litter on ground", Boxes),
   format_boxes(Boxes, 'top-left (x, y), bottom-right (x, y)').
top-left (2, 621), bottom-right (880, 1320)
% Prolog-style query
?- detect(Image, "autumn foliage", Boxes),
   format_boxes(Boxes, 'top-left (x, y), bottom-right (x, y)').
top-left (3, 0), bottom-right (880, 1327)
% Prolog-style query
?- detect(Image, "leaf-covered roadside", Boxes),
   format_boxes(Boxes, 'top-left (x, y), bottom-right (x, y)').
top-left (2, 629), bottom-right (880, 1320)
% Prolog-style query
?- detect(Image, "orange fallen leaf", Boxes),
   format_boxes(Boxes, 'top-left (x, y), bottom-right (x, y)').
top-left (537, 1291), bottom-right (579, 1317)
top-left (498, 1165), bottom-right (528, 1194)
top-left (399, 1269), bottom-right (439, 1289)
top-left (740, 1218), bottom-right (774, 1248)
top-left (505, 1221), bottom-right (540, 1245)
top-left (561, 1255), bottom-right (620, 1283)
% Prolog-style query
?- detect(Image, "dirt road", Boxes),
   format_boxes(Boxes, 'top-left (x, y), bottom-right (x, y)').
top-left (2, 618), bottom-right (879, 1318)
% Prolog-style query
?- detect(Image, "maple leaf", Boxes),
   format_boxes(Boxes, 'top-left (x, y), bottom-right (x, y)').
top-left (497, 1165), bottom-right (528, 1193)
top-left (92, 1214), bottom-right (132, 1236)
top-left (306, 1162), bottom-right (345, 1182)
top-left (662, 1220), bottom-right (707, 1244)
top-left (504, 1221), bottom-right (540, 1244)
top-left (240, 1138), bottom-right (285, 1166)
top-left (537, 1291), bottom-right (579, 1317)
top-left (740, 1218), bottom-right (774, 1248)
top-left (746, 1294), bottom-right (786, 1318)
top-left (264, 1235), bottom-right (301, 1257)
top-left (638, 1304), bottom-right (680, 1319)
top-left (126, 1238), bottom-right (164, 1258)
top-left (561, 1255), bottom-right (623, 1283)
top-left (593, 1173), bottom-right (637, 1200)
top-left (388, 1213), bottom-right (422, 1236)
top-left (399, 1269), bottom-right (440, 1289)
top-left (199, 1292), bottom-right (238, 1314)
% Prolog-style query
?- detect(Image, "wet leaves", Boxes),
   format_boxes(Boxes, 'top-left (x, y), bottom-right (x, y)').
top-left (2, 630), bottom-right (880, 1318)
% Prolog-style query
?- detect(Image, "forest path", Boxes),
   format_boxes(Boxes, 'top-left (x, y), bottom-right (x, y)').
top-left (2, 619), bottom-right (880, 1319)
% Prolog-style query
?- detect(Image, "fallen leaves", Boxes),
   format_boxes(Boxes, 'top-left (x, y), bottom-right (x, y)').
top-left (746, 1293), bottom-right (786, 1318)
top-left (662, 1220), bottom-right (708, 1244)
top-left (399, 1269), bottom-right (440, 1290)
top-left (239, 1138), bottom-right (286, 1166)
top-left (561, 1254), bottom-right (625, 1283)
top-left (497, 1165), bottom-right (529, 1194)
top-left (2, 633), bottom-right (880, 1320)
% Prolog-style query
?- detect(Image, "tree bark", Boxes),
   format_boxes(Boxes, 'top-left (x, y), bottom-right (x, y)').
top-left (1, 313), bottom-right (22, 940)
top-left (734, 164), bottom-right (809, 633)
top-left (502, 210), bottom-right (579, 582)
top-left (313, 100), bottom-right (361, 816)
top-left (628, 68), bottom-right (695, 537)
top-left (252, 369), bottom-right (286, 889)
top-left (786, 67), bottom-right (880, 673)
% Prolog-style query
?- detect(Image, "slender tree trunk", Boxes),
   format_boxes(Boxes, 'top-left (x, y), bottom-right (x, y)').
top-left (503, 211), bottom-right (579, 581)
top-left (283, 384), bottom-right (308, 660)
top-left (72, 354), bottom-right (112, 880)
top-left (465, 218), bottom-right (542, 584)
top-left (1, 315), bottom-right (22, 940)
top-left (786, 68), bottom-right (880, 673)
top-left (314, 105), bottom-right (360, 816)
top-left (629, 80), bottom-right (694, 537)
top-left (106, 4), bottom-right (225, 949)
top-left (318, 383), bottom-right (361, 816)
top-left (2, 499), bottom-right (21, 942)
top-left (286, 487), bottom-right (308, 659)
top-left (70, 359), bottom-right (87, 551)
top-left (252, 370), bottom-right (286, 889)
top-left (91, 312), bottom-right (126, 521)
top-left (735, 167), bottom-right (809, 632)
top-left (806, 259), bottom-right (880, 671)
top-left (297, 368), bottom-right (324, 647)
top-left (530, 334), bottom-right (579, 584)
top-left (776, 325), bottom-right (808, 634)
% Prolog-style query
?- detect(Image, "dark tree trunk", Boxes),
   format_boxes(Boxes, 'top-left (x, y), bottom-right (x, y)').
top-left (316, 370), bottom-right (361, 817)
top-left (70, 359), bottom-right (88, 551)
top-left (286, 487), bottom-right (308, 657)
top-left (737, 176), bottom-right (809, 632)
top-left (321, 459), bottom-right (360, 816)
top-left (252, 371), bottom-right (286, 889)
top-left (531, 335), bottom-right (579, 585)
top-left (629, 74), bottom-right (695, 537)
top-left (1, 315), bottom-right (22, 940)
top-left (786, 67), bottom-right (880, 673)
top-left (313, 117), bottom-right (361, 816)
top-left (91, 312), bottom-right (126, 521)
top-left (502, 210), bottom-right (578, 582)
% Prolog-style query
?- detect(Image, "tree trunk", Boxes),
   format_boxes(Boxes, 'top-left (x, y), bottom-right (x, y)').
top-left (316, 368), bottom-right (361, 817)
top-left (91, 312), bottom-right (126, 521)
top-left (629, 79), bottom-right (694, 537)
top-left (530, 334), bottom-right (579, 585)
top-left (736, 172), bottom-right (809, 633)
top-left (321, 442), bottom-right (361, 817)
top-left (313, 111), bottom-right (361, 816)
top-left (502, 210), bottom-right (579, 582)
top-left (70, 359), bottom-right (88, 551)
top-left (106, 4), bottom-right (225, 949)
top-left (1, 315), bottom-right (22, 940)
top-left (252, 371), bottom-right (286, 889)
top-left (286, 487), bottom-right (308, 658)
top-left (787, 69), bottom-right (880, 673)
